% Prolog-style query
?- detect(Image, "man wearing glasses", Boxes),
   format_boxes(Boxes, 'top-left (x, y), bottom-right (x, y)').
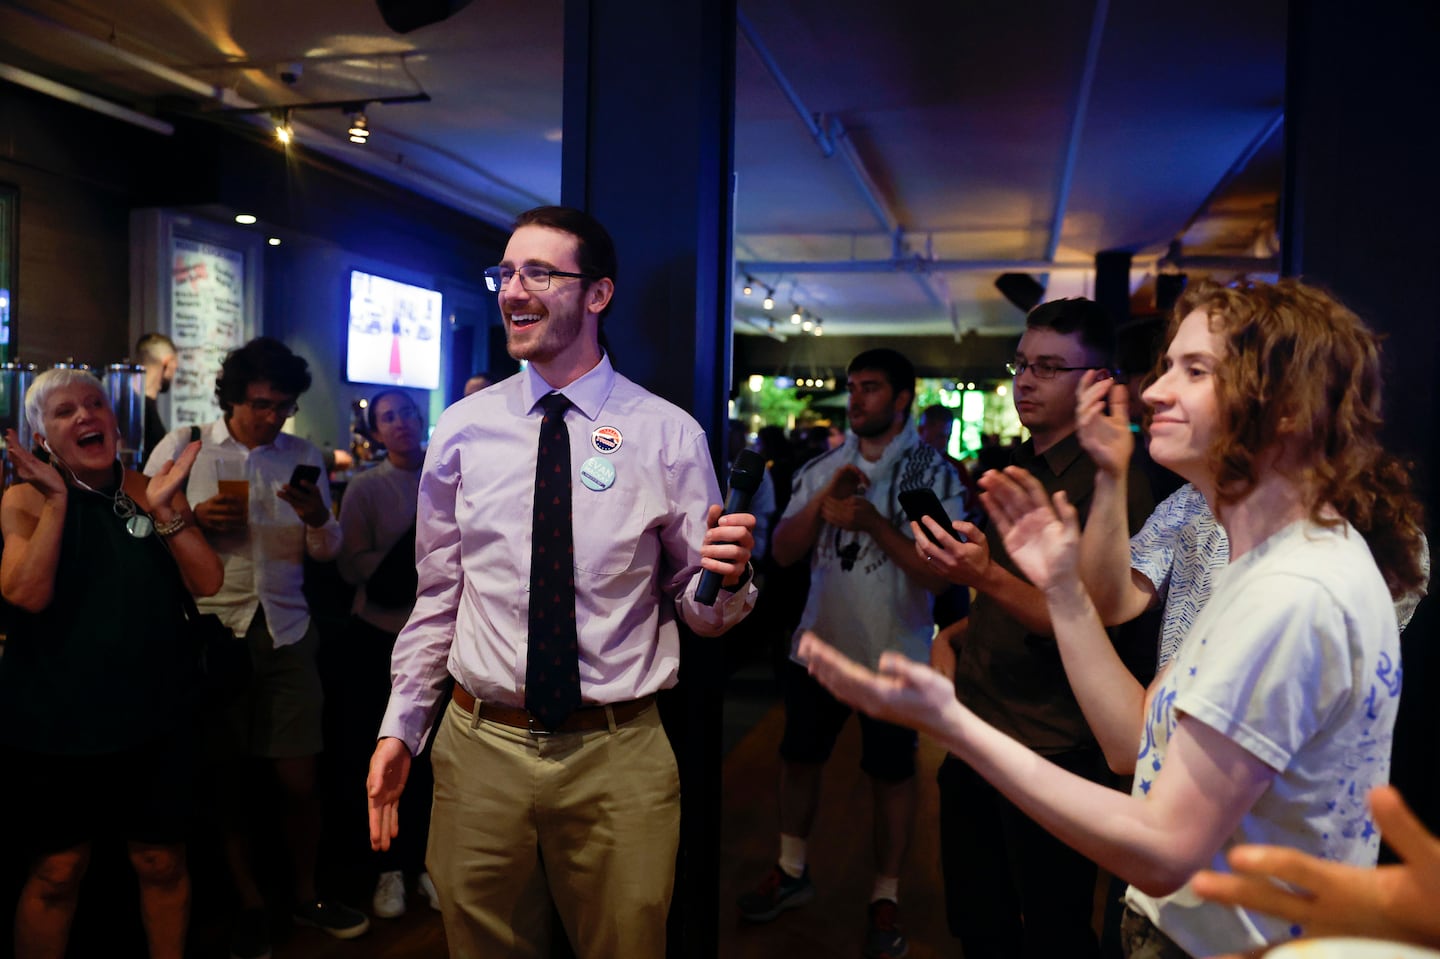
top-left (147, 336), bottom-right (368, 955)
top-left (368, 206), bottom-right (756, 959)
top-left (923, 299), bottom-right (1153, 959)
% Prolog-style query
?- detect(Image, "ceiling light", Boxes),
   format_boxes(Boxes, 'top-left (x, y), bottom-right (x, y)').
top-left (762, 291), bottom-right (775, 311)
top-left (742, 274), bottom-right (754, 297)
top-left (996, 384), bottom-right (1008, 397)
top-left (801, 319), bottom-right (813, 332)
top-left (347, 111), bottom-right (370, 144)
top-left (748, 374), bottom-right (764, 393)
top-left (267, 237), bottom-right (282, 246)
top-left (790, 306), bottom-right (802, 324)
top-left (813, 319), bottom-right (824, 337)
top-left (234, 213), bottom-right (257, 225)
top-left (273, 109), bottom-right (293, 145)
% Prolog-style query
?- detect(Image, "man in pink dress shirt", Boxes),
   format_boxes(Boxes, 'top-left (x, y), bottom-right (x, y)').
top-left (365, 206), bottom-right (757, 958)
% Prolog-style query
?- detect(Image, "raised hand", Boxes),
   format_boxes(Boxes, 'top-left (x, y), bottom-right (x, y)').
top-left (3, 428), bottom-right (66, 500)
top-left (978, 467), bottom-right (1081, 594)
top-left (1192, 785), bottom-right (1440, 952)
top-left (1075, 370), bottom-right (1133, 478)
top-left (798, 631), bottom-right (961, 741)
top-left (144, 439), bottom-right (200, 513)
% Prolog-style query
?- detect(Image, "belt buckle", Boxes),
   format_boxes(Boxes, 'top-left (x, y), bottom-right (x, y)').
top-left (526, 714), bottom-right (554, 735)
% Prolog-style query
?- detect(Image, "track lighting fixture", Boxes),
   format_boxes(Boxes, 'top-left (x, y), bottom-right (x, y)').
top-left (347, 111), bottom-right (370, 144)
top-left (273, 109), bottom-right (293, 145)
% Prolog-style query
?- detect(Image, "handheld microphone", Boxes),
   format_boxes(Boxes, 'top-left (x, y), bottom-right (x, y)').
top-left (695, 448), bottom-right (766, 606)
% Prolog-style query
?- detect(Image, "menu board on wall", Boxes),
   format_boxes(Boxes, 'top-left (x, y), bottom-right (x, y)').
top-left (170, 237), bottom-right (245, 427)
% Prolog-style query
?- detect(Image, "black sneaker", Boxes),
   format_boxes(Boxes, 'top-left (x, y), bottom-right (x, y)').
top-left (863, 898), bottom-right (909, 959)
top-left (292, 898), bottom-right (371, 939)
top-left (737, 865), bottom-right (815, 922)
top-left (229, 907), bottom-right (271, 959)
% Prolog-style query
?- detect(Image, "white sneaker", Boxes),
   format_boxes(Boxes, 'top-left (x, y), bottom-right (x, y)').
top-left (372, 870), bottom-right (406, 919)
top-left (417, 872), bottom-right (442, 912)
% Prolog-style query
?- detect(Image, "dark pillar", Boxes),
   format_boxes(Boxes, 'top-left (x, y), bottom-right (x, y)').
top-left (1094, 249), bottom-right (1132, 329)
top-left (1285, 1), bottom-right (1440, 835)
top-left (561, 3), bottom-right (736, 957)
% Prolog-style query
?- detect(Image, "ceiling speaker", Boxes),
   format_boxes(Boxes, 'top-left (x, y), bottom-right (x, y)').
top-left (1156, 273), bottom-right (1188, 315)
top-left (376, 0), bottom-right (474, 33)
top-left (994, 273), bottom-right (1046, 313)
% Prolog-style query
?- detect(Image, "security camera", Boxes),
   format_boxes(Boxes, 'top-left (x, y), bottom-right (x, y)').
top-left (279, 62), bottom-right (303, 85)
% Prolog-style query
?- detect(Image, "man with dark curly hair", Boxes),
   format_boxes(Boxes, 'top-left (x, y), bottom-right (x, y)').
top-left (147, 336), bottom-right (369, 956)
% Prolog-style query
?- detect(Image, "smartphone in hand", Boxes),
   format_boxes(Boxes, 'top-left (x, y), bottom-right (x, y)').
top-left (288, 463), bottom-right (321, 489)
top-left (899, 488), bottom-right (958, 545)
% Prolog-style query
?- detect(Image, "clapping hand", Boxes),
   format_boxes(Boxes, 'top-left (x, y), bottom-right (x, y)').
top-left (1075, 370), bottom-right (1133, 478)
top-left (978, 467), bottom-right (1081, 594)
top-left (3, 428), bottom-right (66, 499)
top-left (144, 440), bottom-right (200, 513)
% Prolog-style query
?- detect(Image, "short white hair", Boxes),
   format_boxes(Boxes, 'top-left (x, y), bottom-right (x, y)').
top-left (25, 368), bottom-right (107, 439)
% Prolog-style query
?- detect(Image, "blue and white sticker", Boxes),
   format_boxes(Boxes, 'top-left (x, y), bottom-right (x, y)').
top-left (579, 456), bottom-right (616, 492)
top-left (591, 425), bottom-right (623, 454)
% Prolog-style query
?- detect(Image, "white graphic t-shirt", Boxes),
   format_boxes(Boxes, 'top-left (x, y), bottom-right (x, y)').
top-left (1125, 519), bottom-right (1400, 957)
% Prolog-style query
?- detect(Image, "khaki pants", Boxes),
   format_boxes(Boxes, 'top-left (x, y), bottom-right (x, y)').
top-left (427, 698), bottom-right (680, 959)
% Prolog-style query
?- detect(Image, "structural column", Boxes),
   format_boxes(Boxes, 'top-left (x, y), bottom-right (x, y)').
top-left (561, 2), bottom-right (737, 957)
top-left (1284, 0), bottom-right (1440, 834)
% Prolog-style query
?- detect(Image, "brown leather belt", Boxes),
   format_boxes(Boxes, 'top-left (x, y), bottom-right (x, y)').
top-left (451, 684), bottom-right (655, 735)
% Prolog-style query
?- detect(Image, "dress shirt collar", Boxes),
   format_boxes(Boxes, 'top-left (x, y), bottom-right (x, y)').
top-left (522, 352), bottom-right (616, 422)
top-left (205, 415), bottom-right (293, 453)
top-left (1013, 428), bottom-right (1084, 478)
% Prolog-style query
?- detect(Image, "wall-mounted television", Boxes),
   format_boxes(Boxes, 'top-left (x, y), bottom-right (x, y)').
top-left (346, 269), bottom-right (443, 390)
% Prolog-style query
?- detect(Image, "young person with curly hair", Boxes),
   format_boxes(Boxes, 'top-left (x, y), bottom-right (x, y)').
top-left (800, 279), bottom-right (1426, 958)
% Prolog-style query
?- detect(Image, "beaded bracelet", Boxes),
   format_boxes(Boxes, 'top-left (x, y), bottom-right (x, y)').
top-left (154, 514), bottom-right (187, 537)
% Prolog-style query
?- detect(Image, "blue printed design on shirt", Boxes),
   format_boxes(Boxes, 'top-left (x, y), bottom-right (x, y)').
top-left (1136, 683), bottom-right (1178, 775)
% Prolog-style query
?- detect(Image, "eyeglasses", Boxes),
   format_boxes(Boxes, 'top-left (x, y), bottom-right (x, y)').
top-left (482, 265), bottom-right (596, 293)
top-left (241, 398), bottom-right (299, 417)
top-left (1006, 360), bottom-right (1114, 381)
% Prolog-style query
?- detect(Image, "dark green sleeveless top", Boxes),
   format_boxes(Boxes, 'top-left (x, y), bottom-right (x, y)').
top-left (0, 476), bottom-right (192, 754)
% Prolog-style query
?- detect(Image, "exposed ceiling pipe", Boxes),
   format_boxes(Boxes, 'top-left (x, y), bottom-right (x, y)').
top-left (737, 9), bottom-right (946, 314)
top-left (739, 257), bottom-right (1103, 274)
top-left (1177, 109), bottom-right (1284, 238)
top-left (739, 254), bottom-right (1279, 276)
top-left (0, 61), bottom-right (173, 135)
top-left (827, 115), bottom-right (900, 237)
top-left (4, 4), bottom-right (247, 108)
top-left (1044, 0), bottom-right (1109, 262)
top-left (736, 10), bottom-right (832, 156)
top-left (1, 4), bottom-right (519, 225)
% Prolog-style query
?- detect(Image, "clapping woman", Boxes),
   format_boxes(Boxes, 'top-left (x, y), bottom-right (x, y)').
top-left (0, 369), bottom-right (222, 959)
top-left (800, 280), bottom-right (1426, 958)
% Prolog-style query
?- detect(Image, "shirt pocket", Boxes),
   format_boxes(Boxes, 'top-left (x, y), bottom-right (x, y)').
top-left (572, 483), bottom-right (651, 575)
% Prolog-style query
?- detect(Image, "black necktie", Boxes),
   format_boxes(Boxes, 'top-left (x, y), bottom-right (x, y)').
top-left (525, 392), bottom-right (580, 729)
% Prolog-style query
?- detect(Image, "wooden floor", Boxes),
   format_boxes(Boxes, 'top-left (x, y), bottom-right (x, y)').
top-left (21, 672), bottom-right (967, 958)
top-left (285, 677), bottom-right (956, 959)
top-left (717, 702), bottom-right (955, 959)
